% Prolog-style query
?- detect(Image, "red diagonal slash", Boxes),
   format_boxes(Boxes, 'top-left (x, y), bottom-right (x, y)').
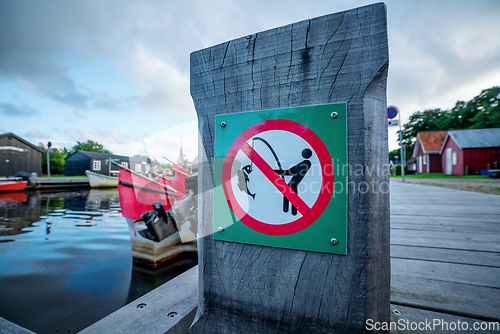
top-left (240, 141), bottom-right (311, 217)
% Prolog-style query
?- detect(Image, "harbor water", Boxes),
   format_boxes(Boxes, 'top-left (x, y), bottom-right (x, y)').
top-left (0, 189), bottom-right (197, 334)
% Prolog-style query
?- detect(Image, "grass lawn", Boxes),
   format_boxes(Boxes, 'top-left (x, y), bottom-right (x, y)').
top-left (390, 174), bottom-right (489, 179)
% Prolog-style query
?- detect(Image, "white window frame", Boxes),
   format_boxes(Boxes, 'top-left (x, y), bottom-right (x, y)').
top-left (452, 152), bottom-right (457, 165)
top-left (93, 160), bottom-right (101, 171)
top-left (135, 164), bottom-right (142, 173)
top-left (121, 162), bottom-right (129, 169)
top-left (423, 155), bottom-right (427, 165)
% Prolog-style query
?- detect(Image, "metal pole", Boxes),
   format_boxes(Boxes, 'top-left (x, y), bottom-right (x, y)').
top-left (47, 150), bottom-right (51, 177)
top-left (399, 110), bottom-right (405, 183)
top-left (403, 145), bottom-right (406, 174)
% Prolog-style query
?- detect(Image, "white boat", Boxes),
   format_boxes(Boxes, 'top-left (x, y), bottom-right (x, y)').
top-left (85, 170), bottom-right (119, 188)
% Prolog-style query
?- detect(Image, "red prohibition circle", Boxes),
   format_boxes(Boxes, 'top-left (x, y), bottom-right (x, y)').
top-left (222, 119), bottom-right (334, 236)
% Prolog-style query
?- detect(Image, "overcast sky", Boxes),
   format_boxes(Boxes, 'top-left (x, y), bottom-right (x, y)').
top-left (1, 0), bottom-right (499, 161)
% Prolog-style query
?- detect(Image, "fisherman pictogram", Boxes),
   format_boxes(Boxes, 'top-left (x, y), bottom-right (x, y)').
top-left (236, 136), bottom-right (312, 216)
top-left (274, 148), bottom-right (312, 215)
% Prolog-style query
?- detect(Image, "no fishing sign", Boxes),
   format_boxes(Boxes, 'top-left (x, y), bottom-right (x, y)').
top-left (213, 104), bottom-right (347, 254)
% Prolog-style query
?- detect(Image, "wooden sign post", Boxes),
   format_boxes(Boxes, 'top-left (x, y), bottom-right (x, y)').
top-left (190, 3), bottom-right (390, 333)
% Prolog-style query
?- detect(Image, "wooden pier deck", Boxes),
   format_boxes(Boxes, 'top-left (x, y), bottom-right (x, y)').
top-left (27, 176), bottom-right (90, 190)
top-left (389, 182), bottom-right (500, 333)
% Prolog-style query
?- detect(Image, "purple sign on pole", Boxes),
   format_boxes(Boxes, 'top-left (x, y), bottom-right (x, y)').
top-left (387, 106), bottom-right (398, 119)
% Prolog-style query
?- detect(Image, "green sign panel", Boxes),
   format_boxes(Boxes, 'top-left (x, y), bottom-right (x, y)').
top-left (214, 104), bottom-right (347, 254)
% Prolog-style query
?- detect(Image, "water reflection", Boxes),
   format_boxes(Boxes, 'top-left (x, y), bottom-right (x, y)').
top-left (0, 192), bottom-right (40, 240)
top-left (0, 189), bottom-right (196, 334)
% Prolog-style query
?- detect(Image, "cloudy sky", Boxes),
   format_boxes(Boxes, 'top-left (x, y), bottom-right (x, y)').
top-left (1, 0), bottom-right (499, 161)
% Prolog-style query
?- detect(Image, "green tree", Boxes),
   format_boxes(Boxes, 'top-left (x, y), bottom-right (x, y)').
top-left (399, 108), bottom-right (448, 149)
top-left (73, 140), bottom-right (112, 153)
top-left (39, 144), bottom-right (70, 175)
top-left (466, 87), bottom-right (500, 129)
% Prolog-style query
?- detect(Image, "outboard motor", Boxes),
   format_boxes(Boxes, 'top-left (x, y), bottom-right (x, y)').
top-left (170, 174), bottom-right (198, 241)
top-left (15, 171), bottom-right (40, 188)
top-left (15, 171), bottom-right (30, 182)
top-left (137, 204), bottom-right (178, 242)
top-left (134, 174), bottom-right (198, 243)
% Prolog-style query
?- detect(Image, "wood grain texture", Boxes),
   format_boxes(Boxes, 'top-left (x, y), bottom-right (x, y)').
top-left (190, 3), bottom-right (389, 333)
top-left (391, 275), bottom-right (500, 322)
top-left (0, 317), bottom-right (36, 334)
top-left (390, 182), bottom-right (500, 323)
top-left (391, 245), bottom-right (500, 267)
top-left (390, 305), bottom-right (500, 334)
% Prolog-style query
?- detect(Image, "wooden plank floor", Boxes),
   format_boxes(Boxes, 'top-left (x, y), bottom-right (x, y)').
top-left (389, 182), bottom-right (500, 333)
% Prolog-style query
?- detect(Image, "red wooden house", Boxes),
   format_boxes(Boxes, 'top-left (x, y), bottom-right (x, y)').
top-left (440, 128), bottom-right (500, 176)
top-left (411, 131), bottom-right (448, 174)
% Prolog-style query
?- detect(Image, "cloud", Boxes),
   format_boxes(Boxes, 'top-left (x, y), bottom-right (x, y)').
top-left (0, 102), bottom-right (40, 117)
top-left (127, 120), bottom-right (198, 162)
top-left (127, 44), bottom-right (194, 117)
top-left (25, 129), bottom-right (49, 139)
top-left (387, 0), bottom-right (500, 112)
top-left (55, 125), bottom-right (141, 153)
top-left (93, 92), bottom-right (134, 111)
top-left (0, 1), bottom-right (139, 112)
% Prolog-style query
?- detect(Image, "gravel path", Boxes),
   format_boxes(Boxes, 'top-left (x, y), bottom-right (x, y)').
top-left (390, 177), bottom-right (500, 195)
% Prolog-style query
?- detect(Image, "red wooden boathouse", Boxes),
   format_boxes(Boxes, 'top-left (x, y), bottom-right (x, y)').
top-left (411, 130), bottom-right (448, 174)
top-left (440, 128), bottom-right (500, 176)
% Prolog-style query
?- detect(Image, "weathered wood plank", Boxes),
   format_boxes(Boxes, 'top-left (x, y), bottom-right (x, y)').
top-left (391, 245), bottom-right (500, 267)
top-left (390, 182), bottom-right (500, 325)
top-left (190, 3), bottom-right (389, 333)
top-left (391, 275), bottom-right (500, 322)
top-left (391, 229), bottom-right (500, 243)
top-left (391, 222), bottom-right (500, 233)
top-left (391, 234), bottom-right (500, 252)
top-left (391, 258), bottom-right (500, 288)
top-left (80, 266), bottom-right (198, 334)
top-left (0, 317), bottom-right (36, 334)
top-left (389, 305), bottom-right (500, 334)
top-left (391, 209), bottom-right (500, 220)
top-left (391, 215), bottom-right (500, 225)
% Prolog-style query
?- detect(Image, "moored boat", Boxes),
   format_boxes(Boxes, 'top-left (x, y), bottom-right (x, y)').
top-left (85, 170), bottom-right (119, 188)
top-left (116, 162), bottom-right (198, 268)
top-left (0, 177), bottom-right (28, 192)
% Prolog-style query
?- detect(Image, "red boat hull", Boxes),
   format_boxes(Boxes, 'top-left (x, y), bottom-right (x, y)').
top-left (0, 181), bottom-right (28, 192)
top-left (118, 169), bottom-right (176, 220)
